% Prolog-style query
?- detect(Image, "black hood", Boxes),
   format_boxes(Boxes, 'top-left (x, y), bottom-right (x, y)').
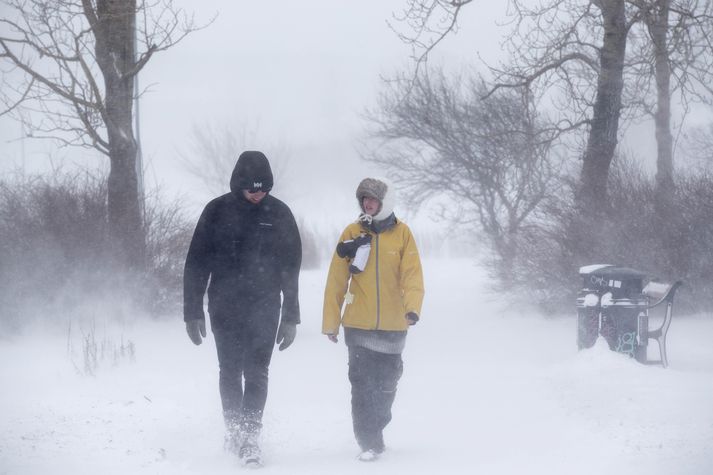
top-left (230, 151), bottom-right (274, 195)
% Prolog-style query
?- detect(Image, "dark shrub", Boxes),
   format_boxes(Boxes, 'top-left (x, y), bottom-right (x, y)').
top-left (0, 170), bottom-right (192, 329)
top-left (502, 158), bottom-right (713, 314)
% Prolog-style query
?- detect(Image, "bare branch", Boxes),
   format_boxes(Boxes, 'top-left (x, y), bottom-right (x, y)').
top-left (0, 78), bottom-right (35, 118)
top-left (363, 67), bottom-right (563, 267)
top-left (484, 52), bottom-right (599, 99)
top-left (388, 0), bottom-right (474, 90)
top-left (0, 0), bottom-right (209, 270)
top-left (0, 38), bottom-right (97, 109)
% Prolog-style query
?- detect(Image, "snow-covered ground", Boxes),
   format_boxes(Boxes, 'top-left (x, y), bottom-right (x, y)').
top-left (2, 258), bottom-right (712, 474)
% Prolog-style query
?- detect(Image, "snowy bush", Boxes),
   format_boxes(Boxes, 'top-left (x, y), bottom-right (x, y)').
top-left (0, 169), bottom-right (192, 329)
top-left (501, 157), bottom-right (713, 314)
top-left (66, 317), bottom-right (136, 376)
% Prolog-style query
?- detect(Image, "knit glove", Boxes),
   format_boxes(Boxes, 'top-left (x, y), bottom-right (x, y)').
top-left (186, 319), bottom-right (207, 345)
top-left (336, 234), bottom-right (372, 259)
top-left (406, 312), bottom-right (419, 326)
top-left (275, 321), bottom-right (297, 351)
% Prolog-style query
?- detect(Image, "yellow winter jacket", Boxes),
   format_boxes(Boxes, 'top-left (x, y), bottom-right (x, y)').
top-left (322, 220), bottom-right (424, 334)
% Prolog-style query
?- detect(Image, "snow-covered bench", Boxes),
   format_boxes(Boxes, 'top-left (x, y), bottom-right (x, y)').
top-left (577, 265), bottom-right (683, 367)
top-left (639, 280), bottom-right (683, 368)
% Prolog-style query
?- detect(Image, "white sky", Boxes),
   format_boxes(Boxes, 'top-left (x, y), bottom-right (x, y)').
top-left (0, 1), bottom-right (505, 226)
top-left (135, 0), bottom-right (506, 222)
top-left (4, 1), bottom-right (703, 227)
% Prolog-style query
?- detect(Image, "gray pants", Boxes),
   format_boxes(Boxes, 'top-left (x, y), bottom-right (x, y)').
top-left (348, 345), bottom-right (404, 452)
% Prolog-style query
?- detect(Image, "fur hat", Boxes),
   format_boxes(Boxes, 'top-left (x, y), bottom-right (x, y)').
top-left (356, 177), bottom-right (395, 221)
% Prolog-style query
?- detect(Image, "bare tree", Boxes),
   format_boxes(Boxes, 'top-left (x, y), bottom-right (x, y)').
top-left (393, 0), bottom-right (713, 211)
top-left (627, 0), bottom-right (713, 202)
top-left (482, 0), bottom-right (640, 214)
top-left (681, 121), bottom-right (713, 168)
top-left (0, 0), bottom-right (205, 271)
top-left (177, 120), bottom-right (294, 200)
top-left (391, 1), bottom-right (638, 214)
top-left (390, 0), bottom-right (475, 80)
top-left (636, 0), bottom-right (676, 196)
top-left (363, 69), bottom-right (562, 278)
top-left (580, 1), bottom-right (630, 211)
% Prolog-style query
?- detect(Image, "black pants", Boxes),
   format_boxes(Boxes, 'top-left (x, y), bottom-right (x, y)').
top-left (348, 345), bottom-right (404, 452)
top-left (212, 302), bottom-right (280, 436)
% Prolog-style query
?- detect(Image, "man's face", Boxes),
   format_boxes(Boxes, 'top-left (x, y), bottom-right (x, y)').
top-left (362, 196), bottom-right (380, 216)
top-left (243, 189), bottom-right (267, 204)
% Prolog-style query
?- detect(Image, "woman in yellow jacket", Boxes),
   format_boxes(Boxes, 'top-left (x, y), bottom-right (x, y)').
top-left (322, 177), bottom-right (424, 462)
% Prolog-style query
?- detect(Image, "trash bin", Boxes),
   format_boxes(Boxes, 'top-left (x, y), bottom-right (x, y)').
top-left (576, 264), bottom-right (649, 362)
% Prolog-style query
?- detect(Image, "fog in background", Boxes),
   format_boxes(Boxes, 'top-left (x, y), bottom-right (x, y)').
top-left (3, 1), bottom-right (701, 230)
top-left (0, 1), bottom-right (506, 234)
top-left (3, 4), bottom-right (713, 473)
top-left (3, 1), bottom-right (713, 301)
top-left (0, 1), bottom-right (508, 330)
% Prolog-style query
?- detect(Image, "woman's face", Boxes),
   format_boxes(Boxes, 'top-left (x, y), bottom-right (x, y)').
top-left (362, 196), bottom-right (380, 216)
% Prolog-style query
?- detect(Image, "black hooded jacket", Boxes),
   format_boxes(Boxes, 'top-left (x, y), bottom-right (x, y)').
top-left (183, 152), bottom-right (301, 327)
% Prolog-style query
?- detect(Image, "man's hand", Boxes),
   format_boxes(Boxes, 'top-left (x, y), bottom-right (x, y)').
top-left (326, 334), bottom-right (339, 343)
top-left (186, 319), bottom-right (207, 345)
top-left (276, 321), bottom-right (297, 351)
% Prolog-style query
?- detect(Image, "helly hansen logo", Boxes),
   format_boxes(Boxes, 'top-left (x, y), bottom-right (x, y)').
top-left (253, 182), bottom-right (262, 189)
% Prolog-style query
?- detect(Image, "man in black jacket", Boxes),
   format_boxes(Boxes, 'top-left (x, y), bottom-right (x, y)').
top-left (183, 150), bottom-right (301, 467)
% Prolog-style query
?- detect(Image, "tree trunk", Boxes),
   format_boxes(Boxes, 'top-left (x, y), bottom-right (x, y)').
top-left (647, 0), bottom-right (678, 276)
top-left (579, 0), bottom-right (628, 212)
top-left (91, 0), bottom-right (146, 271)
top-left (649, 0), bottom-right (675, 202)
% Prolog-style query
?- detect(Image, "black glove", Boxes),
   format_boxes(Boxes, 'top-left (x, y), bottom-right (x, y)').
top-left (336, 234), bottom-right (372, 259)
top-left (186, 319), bottom-right (207, 345)
top-left (406, 312), bottom-right (419, 326)
top-left (275, 321), bottom-right (297, 351)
